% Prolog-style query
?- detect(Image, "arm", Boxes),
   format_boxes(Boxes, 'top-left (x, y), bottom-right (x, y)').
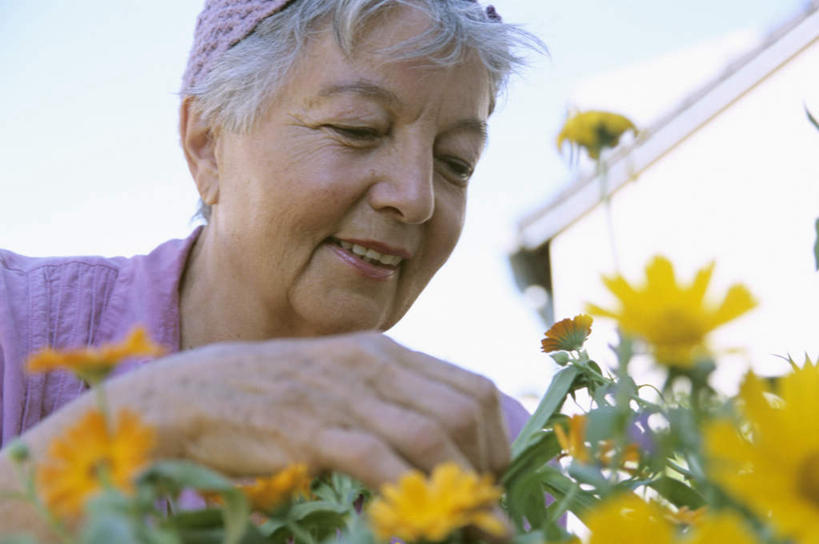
top-left (0, 332), bottom-right (512, 536)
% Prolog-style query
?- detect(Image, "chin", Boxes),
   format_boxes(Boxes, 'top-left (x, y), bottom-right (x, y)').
top-left (294, 302), bottom-right (393, 337)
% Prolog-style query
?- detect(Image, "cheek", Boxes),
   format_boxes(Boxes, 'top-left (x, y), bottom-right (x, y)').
top-left (414, 193), bottom-right (465, 279)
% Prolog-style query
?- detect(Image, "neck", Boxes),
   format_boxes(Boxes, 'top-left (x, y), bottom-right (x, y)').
top-left (179, 225), bottom-right (292, 350)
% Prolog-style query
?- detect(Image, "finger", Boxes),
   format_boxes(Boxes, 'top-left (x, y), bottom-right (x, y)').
top-left (369, 363), bottom-right (488, 472)
top-left (314, 427), bottom-right (413, 490)
top-left (350, 393), bottom-right (475, 474)
top-left (392, 346), bottom-right (511, 475)
top-left (183, 425), bottom-right (301, 477)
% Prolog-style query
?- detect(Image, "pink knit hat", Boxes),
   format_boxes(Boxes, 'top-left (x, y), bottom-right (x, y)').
top-left (182, 0), bottom-right (501, 93)
top-left (182, 0), bottom-right (297, 92)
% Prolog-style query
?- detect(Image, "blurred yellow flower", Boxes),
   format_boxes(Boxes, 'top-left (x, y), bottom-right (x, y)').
top-left (554, 415), bottom-right (591, 464)
top-left (556, 110), bottom-right (637, 160)
top-left (585, 494), bottom-right (673, 544)
top-left (239, 464), bottom-right (312, 512)
top-left (368, 462), bottom-right (504, 542)
top-left (681, 512), bottom-right (757, 544)
top-left (705, 362), bottom-right (819, 543)
top-left (36, 409), bottom-right (155, 519)
top-left (542, 314), bottom-right (593, 353)
top-left (27, 326), bottom-right (164, 382)
top-left (587, 256), bottom-right (756, 368)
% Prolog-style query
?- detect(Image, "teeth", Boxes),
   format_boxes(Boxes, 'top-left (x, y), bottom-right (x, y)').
top-left (335, 239), bottom-right (402, 266)
top-left (352, 244), bottom-right (367, 256)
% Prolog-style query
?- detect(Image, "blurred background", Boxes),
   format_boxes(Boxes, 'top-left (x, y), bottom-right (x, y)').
top-left (2, 0), bottom-right (817, 408)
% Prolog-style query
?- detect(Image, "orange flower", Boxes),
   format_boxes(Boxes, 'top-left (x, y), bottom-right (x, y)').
top-left (541, 314), bottom-right (593, 353)
top-left (554, 415), bottom-right (640, 468)
top-left (36, 409), bottom-right (155, 519)
top-left (554, 415), bottom-right (590, 463)
top-left (238, 464), bottom-right (312, 512)
top-left (27, 326), bottom-right (164, 382)
top-left (664, 505), bottom-right (707, 526)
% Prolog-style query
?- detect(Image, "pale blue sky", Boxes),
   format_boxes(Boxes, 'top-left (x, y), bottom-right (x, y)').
top-left (0, 0), bottom-right (807, 400)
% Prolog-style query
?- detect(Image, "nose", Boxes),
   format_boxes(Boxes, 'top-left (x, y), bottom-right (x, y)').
top-left (367, 143), bottom-right (435, 224)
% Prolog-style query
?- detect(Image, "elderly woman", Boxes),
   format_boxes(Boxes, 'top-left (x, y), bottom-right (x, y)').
top-left (0, 0), bottom-right (541, 536)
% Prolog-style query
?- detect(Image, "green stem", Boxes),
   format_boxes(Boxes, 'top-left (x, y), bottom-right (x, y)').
top-left (94, 386), bottom-right (113, 433)
top-left (287, 521), bottom-right (318, 544)
top-left (596, 159), bottom-right (620, 271)
top-left (18, 466), bottom-right (75, 544)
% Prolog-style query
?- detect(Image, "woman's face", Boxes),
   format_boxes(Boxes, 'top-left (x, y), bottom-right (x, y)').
top-left (205, 6), bottom-right (491, 336)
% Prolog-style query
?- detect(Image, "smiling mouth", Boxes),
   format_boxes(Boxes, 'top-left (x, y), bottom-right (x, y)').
top-left (328, 237), bottom-right (403, 267)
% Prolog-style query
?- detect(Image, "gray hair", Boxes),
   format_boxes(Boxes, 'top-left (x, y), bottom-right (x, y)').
top-left (185, 0), bottom-right (545, 221)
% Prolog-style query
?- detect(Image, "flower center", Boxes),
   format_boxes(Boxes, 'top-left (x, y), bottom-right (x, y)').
top-left (797, 452), bottom-right (819, 506)
top-left (653, 308), bottom-right (705, 345)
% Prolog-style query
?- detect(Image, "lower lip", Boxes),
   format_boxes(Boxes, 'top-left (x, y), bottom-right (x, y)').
top-left (327, 242), bottom-right (399, 281)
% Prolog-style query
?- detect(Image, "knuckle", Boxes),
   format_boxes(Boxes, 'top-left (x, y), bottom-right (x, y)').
top-left (404, 417), bottom-right (447, 459)
top-left (471, 375), bottom-right (499, 407)
top-left (447, 399), bottom-right (482, 437)
top-left (345, 434), bottom-right (385, 465)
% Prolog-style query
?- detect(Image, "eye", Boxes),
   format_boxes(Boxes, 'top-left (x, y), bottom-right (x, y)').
top-left (437, 156), bottom-right (475, 185)
top-left (326, 125), bottom-right (382, 142)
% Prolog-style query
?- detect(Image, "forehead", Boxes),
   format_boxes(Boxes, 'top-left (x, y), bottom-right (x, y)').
top-left (282, 6), bottom-right (492, 124)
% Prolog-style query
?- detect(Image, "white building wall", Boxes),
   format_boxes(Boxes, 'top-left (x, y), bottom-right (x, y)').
top-left (549, 38), bottom-right (819, 392)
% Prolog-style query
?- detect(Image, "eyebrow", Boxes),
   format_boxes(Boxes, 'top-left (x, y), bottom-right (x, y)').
top-left (446, 118), bottom-right (488, 142)
top-left (317, 79), bottom-right (488, 144)
top-left (317, 80), bottom-right (400, 106)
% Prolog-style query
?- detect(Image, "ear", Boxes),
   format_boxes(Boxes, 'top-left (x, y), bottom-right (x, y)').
top-left (179, 97), bottom-right (220, 206)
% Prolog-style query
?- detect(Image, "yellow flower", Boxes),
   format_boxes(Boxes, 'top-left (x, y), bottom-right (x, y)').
top-left (705, 362), bottom-right (819, 542)
top-left (36, 409), bottom-right (155, 519)
top-left (27, 326), bottom-right (164, 382)
top-left (585, 494), bottom-right (674, 544)
top-left (542, 314), bottom-right (593, 353)
top-left (587, 256), bottom-right (756, 368)
top-left (680, 512), bottom-right (757, 544)
top-left (238, 464), bottom-right (312, 512)
top-left (556, 110), bottom-right (637, 160)
top-left (367, 462), bottom-right (505, 542)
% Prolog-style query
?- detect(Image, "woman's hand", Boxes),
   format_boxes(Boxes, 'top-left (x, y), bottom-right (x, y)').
top-left (103, 332), bottom-right (511, 488)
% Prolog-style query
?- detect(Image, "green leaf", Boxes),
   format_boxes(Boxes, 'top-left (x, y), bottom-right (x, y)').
top-left (138, 461), bottom-right (249, 544)
top-left (311, 472), bottom-right (368, 509)
top-left (167, 508), bottom-right (224, 529)
top-left (138, 461), bottom-right (235, 494)
top-left (512, 367), bottom-right (579, 458)
top-left (289, 500), bottom-right (349, 519)
top-left (82, 490), bottom-right (181, 544)
top-left (505, 469), bottom-right (547, 529)
top-left (567, 461), bottom-right (610, 492)
top-left (503, 431), bottom-right (561, 488)
top-left (648, 476), bottom-right (706, 510)
top-left (585, 406), bottom-right (620, 443)
top-left (537, 464), bottom-right (600, 517)
top-left (503, 432), bottom-right (561, 530)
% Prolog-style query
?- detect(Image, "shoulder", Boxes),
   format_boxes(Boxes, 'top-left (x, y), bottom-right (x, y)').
top-left (0, 248), bottom-right (124, 276)
top-left (500, 392), bottom-right (530, 442)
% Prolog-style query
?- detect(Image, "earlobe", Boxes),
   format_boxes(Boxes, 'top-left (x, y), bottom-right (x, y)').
top-left (179, 97), bottom-right (220, 205)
